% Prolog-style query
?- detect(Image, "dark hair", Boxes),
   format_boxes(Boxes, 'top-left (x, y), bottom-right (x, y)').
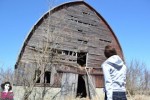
top-left (104, 45), bottom-right (117, 58)
top-left (1, 81), bottom-right (12, 91)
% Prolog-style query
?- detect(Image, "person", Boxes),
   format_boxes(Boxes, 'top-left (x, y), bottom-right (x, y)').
top-left (0, 81), bottom-right (14, 100)
top-left (101, 45), bottom-right (127, 100)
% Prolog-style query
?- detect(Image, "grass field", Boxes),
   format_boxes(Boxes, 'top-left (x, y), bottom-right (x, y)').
top-left (127, 95), bottom-right (150, 100)
top-left (13, 86), bottom-right (150, 100)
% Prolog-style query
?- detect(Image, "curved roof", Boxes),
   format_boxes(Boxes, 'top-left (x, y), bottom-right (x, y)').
top-left (15, 1), bottom-right (124, 67)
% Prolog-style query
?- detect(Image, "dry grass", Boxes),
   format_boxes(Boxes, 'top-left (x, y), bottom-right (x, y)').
top-left (127, 95), bottom-right (150, 100)
top-left (64, 95), bottom-right (150, 100)
top-left (56, 95), bottom-right (150, 100)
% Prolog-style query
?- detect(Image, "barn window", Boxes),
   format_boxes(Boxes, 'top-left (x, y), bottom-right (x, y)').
top-left (35, 70), bottom-right (41, 83)
top-left (78, 39), bottom-right (88, 44)
top-left (56, 49), bottom-right (62, 54)
top-left (68, 18), bottom-right (97, 27)
top-left (82, 11), bottom-right (89, 15)
top-left (44, 71), bottom-right (51, 83)
top-left (52, 49), bottom-right (62, 54)
top-left (78, 29), bottom-right (83, 32)
top-left (62, 50), bottom-right (76, 56)
top-left (72, 52), bottom-right (76, 56)
top-left (99, 39), bottom-right (111, 43)
top-left (77, 52), bottom-right (87, 66)
top-left (62, 50), bottom-right (69, 55)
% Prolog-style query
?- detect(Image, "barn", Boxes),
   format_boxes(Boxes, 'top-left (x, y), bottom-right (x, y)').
top-left (14, 1), bottom-right (124, 99)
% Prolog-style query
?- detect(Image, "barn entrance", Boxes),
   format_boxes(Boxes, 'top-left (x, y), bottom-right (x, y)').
top-left (77, 52), bottom-right (87, 66)
top-left (76, 75), bottom-right (87, 98)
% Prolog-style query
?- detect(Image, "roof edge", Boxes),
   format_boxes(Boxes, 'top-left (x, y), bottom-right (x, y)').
top-left (15, 0), bottom-right (124, 67)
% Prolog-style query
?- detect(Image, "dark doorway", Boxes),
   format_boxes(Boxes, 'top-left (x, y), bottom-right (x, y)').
top-left (44, 71), bottom-right (51, 83)
top-left (77, 52), bottom-right (87, 66)
top-left (76, 75), bottom-right (87, 98)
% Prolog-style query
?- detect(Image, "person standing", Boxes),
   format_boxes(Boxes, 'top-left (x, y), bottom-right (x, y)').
top-left (101, 45), bottom-right (127, 100)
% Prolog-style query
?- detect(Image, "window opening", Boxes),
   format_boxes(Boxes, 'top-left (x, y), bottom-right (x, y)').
top-left (77, 52), bottom-right (87, 66)
top-left (78, 39), bottom-right (88, 44)
top-left (76, 75), bottom-right (87, 98)
top-left (69, 51), bottom-right (73, 55)
top-left (35, 70), bottom-right (41, 83)
top-left (82, 12), bottom-right (88, 15)
top-left (44, 71), bottom-right (51, 83)
top-left (99, 39), bottom-right (111, 43)
top-left (57, 49), bottom-right (62, 54)
top-left (62, 50), bottom-right (69, 55)
top-left (68, 18), bottom-right (97, 27)
top-left (78, 29), bottom-right (83, 32)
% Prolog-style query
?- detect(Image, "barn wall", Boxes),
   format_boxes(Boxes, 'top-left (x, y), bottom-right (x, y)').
top-left (19, 3), bottom-right (114, 68)
top-left (15, 1), bottom-right (124, 93)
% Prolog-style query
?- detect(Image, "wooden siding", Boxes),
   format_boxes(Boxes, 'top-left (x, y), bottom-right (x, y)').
top-left (22, 3), bottom-right (113, 68)
top-left (15, 1), bottom-right (124, 89)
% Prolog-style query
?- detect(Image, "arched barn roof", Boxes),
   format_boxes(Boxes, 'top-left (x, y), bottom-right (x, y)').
top-left (15, 1), bottom-right (124, 67)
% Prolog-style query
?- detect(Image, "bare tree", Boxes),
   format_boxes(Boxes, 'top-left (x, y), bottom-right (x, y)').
top-left (19, 3), bottom-right (69, 99)
top-left (126, 59), bottom-right (150, 95)
top-left (0, 66), bottom-right (14, 85)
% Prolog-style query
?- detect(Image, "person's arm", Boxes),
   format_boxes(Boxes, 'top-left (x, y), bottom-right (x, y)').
top-left (102, 64), bottom-right (113, 100)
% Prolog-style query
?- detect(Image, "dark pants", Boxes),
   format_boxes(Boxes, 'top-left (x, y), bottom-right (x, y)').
top-left (105, 92), bottom-right (107, 100)
top-left (105, 92), bottom-right (127, 100)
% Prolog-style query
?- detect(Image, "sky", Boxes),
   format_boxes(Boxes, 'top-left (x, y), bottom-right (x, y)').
top-left (0, 0), bottom-right (150, 70)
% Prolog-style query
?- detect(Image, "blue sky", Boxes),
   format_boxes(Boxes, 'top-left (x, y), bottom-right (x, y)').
top-left (0, 0), bottom-right (150, 70)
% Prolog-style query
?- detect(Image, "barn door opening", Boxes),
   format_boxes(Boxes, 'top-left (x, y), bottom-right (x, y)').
top-left (76, 75), bottom-right (87, 98)
top-left (77, 52), bottom-right (87, 67)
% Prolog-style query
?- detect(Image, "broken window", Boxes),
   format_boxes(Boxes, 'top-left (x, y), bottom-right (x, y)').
top-left (99, 38), bottom-right (111, 43)
top-left (44, 71), bottom-right (51, 83)
top-left (78, 29), bottom-right (83, 32)
top-left (61, 50), bottom-right (76, 56)
top-left (62, 50), bottom-right (69, 55)
top-left (77, 52), bottom-right (87, 66)
top-left (35, 70), bottom-right (41, 83)
top-left (82, 11), bottom-right (89, 15)
top-left (78, 39), bottom-right (88, 44)
top-left (68, 18), bottom-right (97, 27)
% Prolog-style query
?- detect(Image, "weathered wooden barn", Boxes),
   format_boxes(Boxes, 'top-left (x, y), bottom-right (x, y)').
top-left (14, 1), bottom-right (124, 99)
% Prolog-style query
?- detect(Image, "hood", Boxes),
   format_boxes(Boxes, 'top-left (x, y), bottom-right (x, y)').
top-left (106, 55), bottom-right (124, 70)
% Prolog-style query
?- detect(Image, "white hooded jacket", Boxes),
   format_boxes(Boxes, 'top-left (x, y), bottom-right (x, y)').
top-left (101, 55), bottom-right (127, 100)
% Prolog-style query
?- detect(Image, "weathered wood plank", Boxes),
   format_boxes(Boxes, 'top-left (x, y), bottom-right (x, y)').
top-left (95, 75), bottom-right (104, 88)
top-left (66, 5), bottom-right (96, 17)
top-left (87, 63), bottom-right (102, 68)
